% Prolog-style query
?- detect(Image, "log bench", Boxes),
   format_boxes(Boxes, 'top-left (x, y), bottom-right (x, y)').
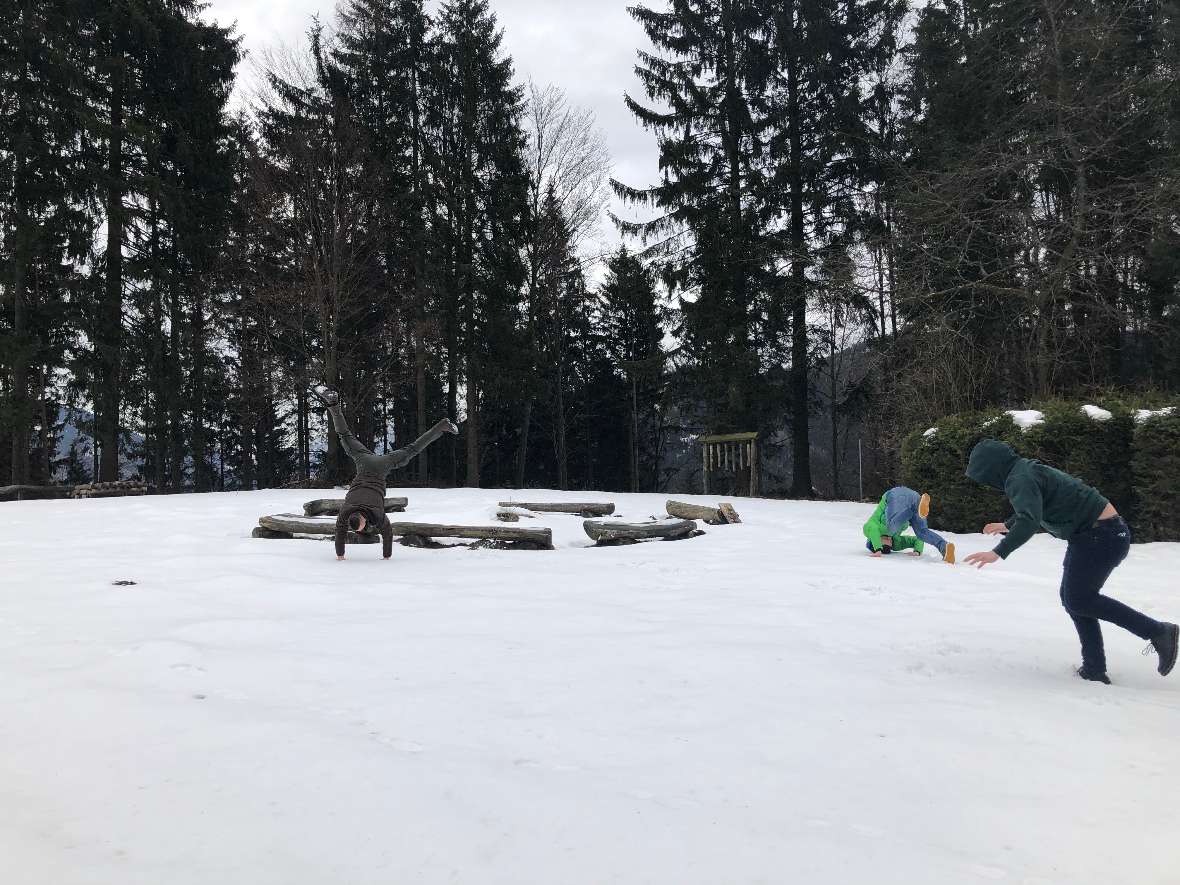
top-left (303, 497), bottom-right (408, 517)
top-left (666, 500), bottom-right (742, 525)
top-left (254, 514), bottom-right (551, 550)
top-left (0, 484), bottom-right (74, 502)
top-left (583, 518), bottom-right (700, 546)
top-left (498, 501), bottom-right (616, 517)
top-left (389, 522), bottom-right (552, 550)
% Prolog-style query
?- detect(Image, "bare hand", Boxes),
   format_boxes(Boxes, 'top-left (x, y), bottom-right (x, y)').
top-left (905, 550), bottom-right (921, 557)
top-left (436, 418), bottom-right (459, 435)
top-left (963, 551), bottom-right (1000, 569)
top-left (870, 551), bottom-right (882, 558)
top-left (337, 555), bottom-right (345, 561)
top-left (983, 523), bottom-right (1009, 535)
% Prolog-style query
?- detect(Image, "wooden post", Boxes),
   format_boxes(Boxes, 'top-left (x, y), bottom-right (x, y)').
top-left (702, 442), bottom-right (709, 495)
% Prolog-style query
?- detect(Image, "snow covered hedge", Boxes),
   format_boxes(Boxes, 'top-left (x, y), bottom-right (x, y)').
top-left (901, 400), bottom-right (1177, 541)
top-left (1131, 409), bottom-right (1180, 542)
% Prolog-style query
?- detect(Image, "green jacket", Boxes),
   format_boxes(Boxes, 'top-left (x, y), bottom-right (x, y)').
top-left (965, 439), bottom-right (1108, 559)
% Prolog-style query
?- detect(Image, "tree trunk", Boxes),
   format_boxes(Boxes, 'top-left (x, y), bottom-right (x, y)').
top-left (515, 397), bottom-right (533, 488)
top-left (785, 17), bottom-right (812, 498)
top-left (97, 40), bottom-right (125, 482)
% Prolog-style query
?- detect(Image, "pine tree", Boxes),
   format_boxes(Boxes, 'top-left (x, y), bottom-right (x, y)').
top-left (596, 247), bottom-right (667, 492)
top-left (0, 0), bottom-right (90, 483)
top-left (428, 0), bottom-right (528, 487)
top-left (615, 0), bottom-right (774, 442)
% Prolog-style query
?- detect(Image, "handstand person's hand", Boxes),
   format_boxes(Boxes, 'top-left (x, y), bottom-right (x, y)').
top-left (983, 522), bottom-right (1009, 535)
top-left (964, 550), bottom-right (999, 569)
top-left (869, 550), bottom-right (883, 558)
top-left (435, 418), bottom-right (459, 435)
top-left (337, 555), bottom-right (345, 561)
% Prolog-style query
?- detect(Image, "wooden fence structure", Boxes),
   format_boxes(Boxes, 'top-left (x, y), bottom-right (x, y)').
top-left (699, 432), bottom-right (759, 497)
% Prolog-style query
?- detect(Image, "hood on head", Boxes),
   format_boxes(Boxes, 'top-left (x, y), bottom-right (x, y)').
top-left (966, 438), bottom-right (1019, 491)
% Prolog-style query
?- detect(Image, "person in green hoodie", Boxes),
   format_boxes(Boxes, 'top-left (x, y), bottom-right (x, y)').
top-left (963, 438), bottom-right (1178, 683)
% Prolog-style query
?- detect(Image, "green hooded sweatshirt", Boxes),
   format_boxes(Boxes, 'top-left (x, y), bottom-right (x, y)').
top-left (965, 439), bottom-right (1108, 559)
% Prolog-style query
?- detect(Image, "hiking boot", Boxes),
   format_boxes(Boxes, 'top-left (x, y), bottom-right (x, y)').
top-left (310, 384), bottom-right (339, 407)
top-left (1147, 623), bottom-right (1179, 677)
top-left (1076, 666), bottom-right (1111, 685)
top-left (918, 493), bottom-right (931, 520)
top-left (942, 542), bottom-right (956, 565)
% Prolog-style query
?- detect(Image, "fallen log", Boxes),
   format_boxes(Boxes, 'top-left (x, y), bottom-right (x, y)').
top-left (388, 521), bottom-right (553, 550)
top-left (253, 521), bottom-right (378, 543)
top-left (498, 501), bottom-right (615, 517)
top-left (259, 513), bottom-right (340, 535)
top-left (303, 497), bottom-right (408, 517)
top-left (0, 484), bottom-right (74, 502)
top-left (583, 518), bottom-right (698, 545)
top-left (666, 500), bottom-right (725, 524)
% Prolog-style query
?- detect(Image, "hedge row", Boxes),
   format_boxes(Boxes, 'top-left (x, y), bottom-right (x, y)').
top-left (900, 401), bottom-right (1179, 542)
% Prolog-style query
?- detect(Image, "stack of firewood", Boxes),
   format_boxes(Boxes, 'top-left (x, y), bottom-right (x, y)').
top-left (71, 480), bottom-right (151, 499)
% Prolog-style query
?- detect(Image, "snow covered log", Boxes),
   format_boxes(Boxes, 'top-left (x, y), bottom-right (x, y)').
top-left (303, 497), bottom-right (408, 517)
top-left (259, 513), bottom-right (340, 535)
top-left (0, 484), bottom-right (74, 502)
top-left (666, 500), bottom-right (726, 524)
top-left (252, 522), bottom-right (378, 544)
top-left (388, 521), bottom-right (553, 549)
top-left (583, 518), bottom-right (698, 545)
top-left (498, 501), bottom-right (616, 517)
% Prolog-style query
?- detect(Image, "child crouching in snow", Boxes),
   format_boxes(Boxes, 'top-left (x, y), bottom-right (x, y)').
top-left (863, 486), bottom-right (956, 564)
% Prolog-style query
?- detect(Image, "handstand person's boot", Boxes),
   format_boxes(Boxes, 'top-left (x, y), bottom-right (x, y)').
top-left (1146, 623), bottom-right (1179, 677)
top-left (918, 493), bottom-right (931, 520)
top-left (1077, 666), bottom-right (1111, 685)
top-left (942, 542), bottom-right (956, 565)
top-left (310, 383), bottom-right (340, 407)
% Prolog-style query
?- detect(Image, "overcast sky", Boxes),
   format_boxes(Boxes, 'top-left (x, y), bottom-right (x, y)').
top-left (202, 0), bottom-right (659, 260)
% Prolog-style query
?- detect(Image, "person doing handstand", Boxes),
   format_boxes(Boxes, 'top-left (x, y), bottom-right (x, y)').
top-left (312, 386), bottom-right (457, 561)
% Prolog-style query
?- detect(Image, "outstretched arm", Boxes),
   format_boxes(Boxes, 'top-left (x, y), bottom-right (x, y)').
top-left (380, 418), bottom-right (459, 471)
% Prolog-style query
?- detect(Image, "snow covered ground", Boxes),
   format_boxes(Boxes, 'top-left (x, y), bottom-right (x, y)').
top-left (2, 489), bottom-right (1178, 885)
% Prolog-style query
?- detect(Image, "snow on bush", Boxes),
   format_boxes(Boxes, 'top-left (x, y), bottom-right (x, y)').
top-left (923, 427), bottom-right (938, 439)
top-left (1005, 409), bottom-right (1044, 431)
top-left (1135, 407), bottom-right (1176, 424)
top-left (1081, 404), bottom-right (1113, 421)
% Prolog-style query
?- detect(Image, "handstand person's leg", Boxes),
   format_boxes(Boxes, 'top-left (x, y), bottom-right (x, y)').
top-left (327, 403), bottom-right (373, 459)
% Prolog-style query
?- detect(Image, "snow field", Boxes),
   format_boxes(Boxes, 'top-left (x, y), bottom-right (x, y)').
top-left (1, 489), bottom-right (1178, 884)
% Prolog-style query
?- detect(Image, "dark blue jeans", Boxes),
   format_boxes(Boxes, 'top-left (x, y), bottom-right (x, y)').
top-left (1060, 517), bottom-right (1160, 672)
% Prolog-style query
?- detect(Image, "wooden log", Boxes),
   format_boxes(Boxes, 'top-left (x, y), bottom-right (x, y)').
top-left (260, 513), bottom-right (341, 535)
top-left (0, 484), bottom-right (75, 502)
top-left (666, 500), bottom-right (725, 525)
top-left (253, 526), bottom-right (295, 539)
top-left (303, 497), bottom-right (408, 517)
top-left (497, 501), bottom-right (615, 517)
top-left (387, 521), bottom-right (553, 549)
top-left (719, 502), bottom-right (742, 524)
top-left (583, 518), bottom-right (698, 544)
top-left (252, 524), bottom-right (377, 544)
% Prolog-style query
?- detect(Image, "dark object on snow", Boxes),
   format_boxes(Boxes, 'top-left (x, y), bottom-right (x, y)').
top-left (388, 521), bottom-right (552, 550)
top-left (0, 484), bottom-right (74, 502)
top-left (112, 580), bottom-right (137, 586)
top-left (497, 501), bottom-right (615, 517)
top-left (1076, 666), bottom-right (1111, 684)
top-left (303, 497), bottom-right (407, 517)
top-left (583, 518), bottom-right (699, 545)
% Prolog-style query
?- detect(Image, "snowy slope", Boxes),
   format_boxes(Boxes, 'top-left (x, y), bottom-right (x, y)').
top-left (1, 489), bottom-right (1178, 885)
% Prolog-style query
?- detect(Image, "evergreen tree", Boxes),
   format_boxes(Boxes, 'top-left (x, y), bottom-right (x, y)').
top-left (596, 247), bottom-right (667, 492)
